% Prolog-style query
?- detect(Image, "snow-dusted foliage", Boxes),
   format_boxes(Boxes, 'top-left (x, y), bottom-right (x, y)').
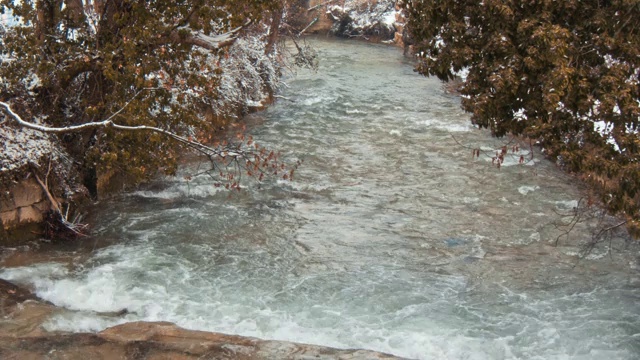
top-left (213, 35), bottom-right (281, 118)
top-left (0, 0), bottom-right (292, 237)
top-left (403, 0), bottom-right (640, 236)
top-left (0, 0), bottom-right (287, 196)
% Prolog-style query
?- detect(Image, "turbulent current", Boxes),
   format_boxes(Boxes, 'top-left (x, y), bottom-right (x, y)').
top-left (2, 39), bottom-right (640, 359)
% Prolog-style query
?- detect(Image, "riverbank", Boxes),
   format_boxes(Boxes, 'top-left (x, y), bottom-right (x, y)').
top-left (306, 0), bottom-right (405, 46)
top-left (0, 30), bottom-right (281, 244)
top-left (0, 1), bottom-right (408, 244)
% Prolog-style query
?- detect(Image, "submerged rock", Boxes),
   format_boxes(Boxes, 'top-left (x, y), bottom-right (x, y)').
top-left (0, 280), bottom-right (406, 360)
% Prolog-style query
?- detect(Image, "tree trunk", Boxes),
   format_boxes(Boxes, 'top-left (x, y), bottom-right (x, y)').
top-left (35, 0), bottom-right (58, 49)
top-left (265, 3), bottom-right (284, 55)
top-left (64, 0), bottom-right (85, 24)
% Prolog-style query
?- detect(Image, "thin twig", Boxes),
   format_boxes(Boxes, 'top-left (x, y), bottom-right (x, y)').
top-left (103, 87), bottom-right (160, 123)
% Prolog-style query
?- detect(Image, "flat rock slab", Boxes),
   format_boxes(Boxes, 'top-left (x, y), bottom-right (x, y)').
top-left (0, 279), bottom-right (407, 360)
top-left (0, 321), bottom-right (405, 360)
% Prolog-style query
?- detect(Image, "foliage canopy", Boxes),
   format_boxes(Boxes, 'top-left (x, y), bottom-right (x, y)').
top-left (0, 0), bottom-right (283, 197)
top-left (402, 0), bottom-right (640, 237)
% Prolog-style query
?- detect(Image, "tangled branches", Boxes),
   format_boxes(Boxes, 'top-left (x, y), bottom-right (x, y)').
top-left (551, 197), bottom-right (631, 258)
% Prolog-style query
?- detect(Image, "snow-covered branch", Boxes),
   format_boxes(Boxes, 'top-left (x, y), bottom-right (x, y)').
top-left (0, 101), bottom-right (241, 159)
top-left (299, 17), bottom-right (319, 36)
top-left (170, 20), bottom-right (252, 51)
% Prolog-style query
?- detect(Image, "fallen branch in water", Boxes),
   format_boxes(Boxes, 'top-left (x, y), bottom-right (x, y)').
top-left (32, 169), bottom-right (88, 238)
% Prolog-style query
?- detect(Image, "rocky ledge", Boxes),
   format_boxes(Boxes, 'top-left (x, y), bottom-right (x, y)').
top-left (0, 279), bottom-right (405, 360)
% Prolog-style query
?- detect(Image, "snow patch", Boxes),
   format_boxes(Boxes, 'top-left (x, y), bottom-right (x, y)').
top-left (593, 120), bottom-right (620, 152)
top-left (0, 121), bottom-right (61, 173)
top-left (454, 68), bottom-right (469, 82)
top-left (513, 108), bottom-right (527, 122)
top-left (382, 10), bottom-right (397, 26)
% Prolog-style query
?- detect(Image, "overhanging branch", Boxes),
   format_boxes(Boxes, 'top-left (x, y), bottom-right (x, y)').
top-left (0, 100), bottom-right (242, 159)
top-left (169, 19), bottom-right (252, 51)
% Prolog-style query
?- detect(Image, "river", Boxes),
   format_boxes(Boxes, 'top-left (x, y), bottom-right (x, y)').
top-left (2, 38), bottom-right (639, 359)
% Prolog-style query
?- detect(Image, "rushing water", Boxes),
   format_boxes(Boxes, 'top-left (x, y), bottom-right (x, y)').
top-left (2, 38), bottom-right (640, 359)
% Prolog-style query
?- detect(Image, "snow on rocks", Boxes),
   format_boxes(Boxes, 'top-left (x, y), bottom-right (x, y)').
top-left (326, 0), bottom-right (398, 40)
top-left (0, 120), bottom-right (60, 174)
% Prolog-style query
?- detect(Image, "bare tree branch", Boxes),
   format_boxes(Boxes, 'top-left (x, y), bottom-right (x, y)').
top-left (33, 170), bottom-right (61, 214)
top-left (32, 168), bottom-right (88, 237)
top-left (299, 17), bottom-right (319, 36)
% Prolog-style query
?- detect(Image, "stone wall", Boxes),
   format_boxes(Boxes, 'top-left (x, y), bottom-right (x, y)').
top-left (0, 177), bottom-right (49, 243)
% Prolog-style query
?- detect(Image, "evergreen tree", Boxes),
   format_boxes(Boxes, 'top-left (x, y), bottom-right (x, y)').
top-left (0, 0), bottom-right (281, 196)
top-left (402, 0), bottom-right (640, 237)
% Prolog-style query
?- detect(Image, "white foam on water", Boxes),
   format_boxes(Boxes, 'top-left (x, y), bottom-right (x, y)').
top-left (555, 200), bottom-right (579, 210)
top-left (302, 93), bottom-right (338, 107)
top-left (417, 118), bottom-right (473, 132)
top-left (0, 262), bottom-right (70, 287)
top-left (518, 185), bottom-right (539, 195)
top-left (132, 183), bottom-right (225, 200)
top-left (2, 230), bottom-right (638, 360)
top-left (37, 285), bottom-right (622, 360)
top-left (462, 197), bottom-right (480, 204)
top-left (44, 312), bottom-right (130, 333)
top-left (303, 96), bottom-right (323, 106)
top-left (0, 249), bottom-right (504, 360)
